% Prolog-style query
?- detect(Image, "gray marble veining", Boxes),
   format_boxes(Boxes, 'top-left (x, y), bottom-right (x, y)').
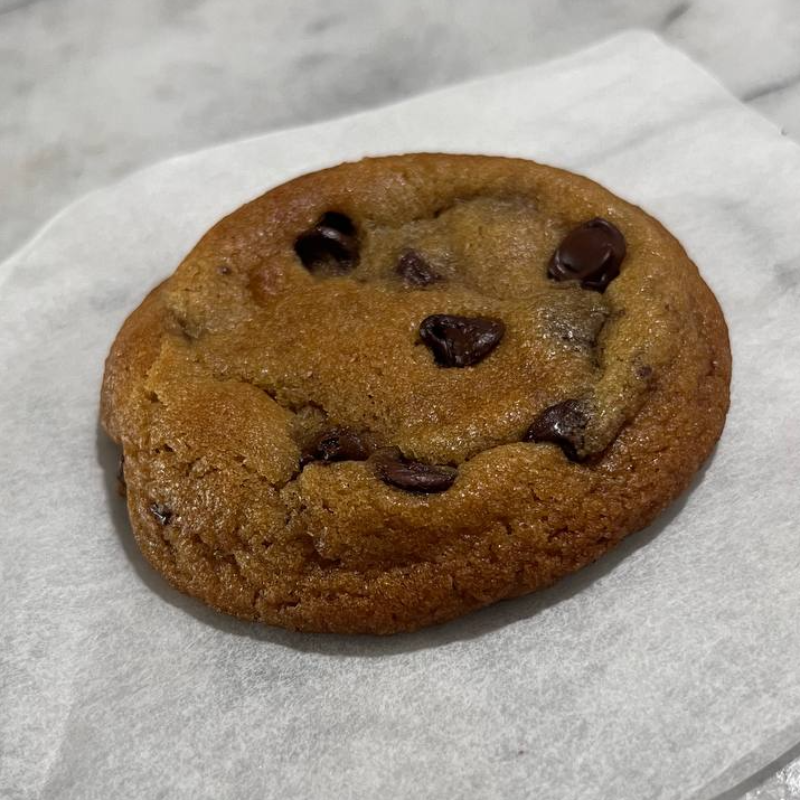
top-left (2, 2), bottom-right (800, 798)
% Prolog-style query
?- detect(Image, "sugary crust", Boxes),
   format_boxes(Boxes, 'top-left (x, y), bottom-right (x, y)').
top-left (101, 154), bottom-right (731, 634)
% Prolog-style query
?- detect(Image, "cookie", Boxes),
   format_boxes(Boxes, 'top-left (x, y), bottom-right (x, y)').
top-left (101, 153), bottom-right (731, 634)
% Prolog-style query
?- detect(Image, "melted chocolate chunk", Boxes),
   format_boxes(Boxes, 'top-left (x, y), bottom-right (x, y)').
top-left (295, 211), bottom-right (359, 273)
top-left (150, 503), bottom-right (173, 525)
top-left (419, 314), bottom-right (505, 367)
top-left (549, 218), bottom-right (626, 292)
top-left (395, 250), bottom-right (441, 287)
top-left (302, 428), bottom-right (371, 464)
top-left (373, 450), bottom-right (457, 493)
top-left (524, 400), bottom-right (588, 462)
top-left (116, 454), bottom-right (127, 497)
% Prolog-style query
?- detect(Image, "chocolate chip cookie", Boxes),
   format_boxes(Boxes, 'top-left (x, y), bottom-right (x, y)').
top-left (101, 154), bottom-right (731, 634)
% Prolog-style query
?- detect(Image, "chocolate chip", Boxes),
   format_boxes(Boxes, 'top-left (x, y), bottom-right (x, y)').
top-left (295, 211), bottom-right (359, 273)
top-left (524, 400), bottom-right (588, 462)
top-left (317, 211), bottom-right (355, 235)
top-left (549, 218), bottom-right (626, 292)
top-left (116, 454), bottom-right (127, 497)
top-left (419, 314), bottom-right (505, 367)
top-left (637, 365), bottom-right (653, 379)
top-left (373, 449), bottom-right (457, 493)
top-left (395, 250), bottom-right (441, 287)
top-left (302, 428), bottom-right (371, 464)
top-left (150, 503), bottom-right (173, 525)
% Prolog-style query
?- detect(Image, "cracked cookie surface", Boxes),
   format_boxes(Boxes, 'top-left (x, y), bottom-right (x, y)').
top-left (101, 153), bottom-right (731, 634)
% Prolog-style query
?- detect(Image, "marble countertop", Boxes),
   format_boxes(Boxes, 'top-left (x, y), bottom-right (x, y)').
top-left (3, 0), bottom-right (800, 264)
top-left (3, 1), bottom-right (800, 798)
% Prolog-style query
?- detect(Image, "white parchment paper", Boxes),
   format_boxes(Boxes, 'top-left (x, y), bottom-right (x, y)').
top-left (2, 31), bottom-right (800, 800)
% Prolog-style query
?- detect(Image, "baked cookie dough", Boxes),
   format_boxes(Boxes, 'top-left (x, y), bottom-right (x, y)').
top-left (101, 154), bottom-right (731, 634)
